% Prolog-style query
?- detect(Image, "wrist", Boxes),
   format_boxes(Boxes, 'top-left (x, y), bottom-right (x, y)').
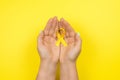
top-left (40, 56), bottom-right (59, 64)
top-left (37, 59), bottom-right (57, 80)
top-left (60, 60), bottom-right (76, 66)
top-left (40, 59), bottom-right (57, 67)
top-left (60, 60), bottom-right (78, 80)
top-left (39, 60), bottom-right (57, 76)
top-left (60, 57), bottom-right (76, 64)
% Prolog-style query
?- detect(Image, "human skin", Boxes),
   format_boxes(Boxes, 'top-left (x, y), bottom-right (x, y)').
top-left (37, 17), bottom-right (59, 80)
top-left (59, 18), bottom-right (82, 80)
top-left (37, 17), bottom-right (82, 80)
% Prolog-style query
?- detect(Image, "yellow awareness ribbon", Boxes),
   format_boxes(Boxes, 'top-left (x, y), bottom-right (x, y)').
top-left (56, 28), bottom-right (67, 46)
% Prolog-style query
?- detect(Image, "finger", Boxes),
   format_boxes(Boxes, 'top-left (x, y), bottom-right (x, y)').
top-left (59, 19), bottom-right (63, 28)
top-left (75, 33), bottom-right (82, 47)
top-left (37, 31), bottom-right (44, 45)
top-left (44, 18), bottom-right (53, 36)
top-left (61, 18), bottom-right (75, 37)
top-left (53, 19), bottom-right (59, 39)
top-left (49, 16), bottom-right (57, 37)
top-left (60, 18), bottom-right (69, 38)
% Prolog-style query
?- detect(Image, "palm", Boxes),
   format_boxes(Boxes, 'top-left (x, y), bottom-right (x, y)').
top-left (59, 18), bottom-right (82, 62)
top-left (38, 36), bottom-right (59, 61)
top-left (60, 36), bottom-right (81, 62)
top-left (37, 17), bottom-right (59, 63)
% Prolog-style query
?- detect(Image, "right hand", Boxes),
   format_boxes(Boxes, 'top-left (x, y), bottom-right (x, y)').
top-left (37, 17), bottom-right (59, 63)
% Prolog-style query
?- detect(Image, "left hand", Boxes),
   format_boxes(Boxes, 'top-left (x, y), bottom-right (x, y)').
top-left (59, 18), bottom-right (82, 63)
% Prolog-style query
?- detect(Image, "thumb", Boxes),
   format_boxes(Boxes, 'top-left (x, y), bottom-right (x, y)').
top-left (75, 32), bottom-right (82, 48)
top-left (38, 30), bottom-right (44, 44)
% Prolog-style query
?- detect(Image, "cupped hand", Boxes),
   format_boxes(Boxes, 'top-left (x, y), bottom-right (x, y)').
top-left (37, 17), bottom-right (59, 63)
top-left (59, 18), bottom-right (82, 63)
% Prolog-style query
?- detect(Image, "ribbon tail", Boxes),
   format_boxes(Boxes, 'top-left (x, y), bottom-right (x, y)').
top-left (56, 40), bottom-right (61, 46)
top-left (61, 39), bottom-right (67, 46)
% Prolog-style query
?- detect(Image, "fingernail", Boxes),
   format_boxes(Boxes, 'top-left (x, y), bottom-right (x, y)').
top-left (60, 18), bottom-right (64, 21)
top-left (40, 30), bottom-right (42, 33)
top-left (55, 16), bottom-right (57, 18)
top-left (49, 18), bottom-right (52, 21)
top-left (77, 32), bottom-right (80, 36)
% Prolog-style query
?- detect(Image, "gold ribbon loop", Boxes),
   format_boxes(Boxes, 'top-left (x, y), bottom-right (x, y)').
top-left (56, 28), bottom-right (67, 46)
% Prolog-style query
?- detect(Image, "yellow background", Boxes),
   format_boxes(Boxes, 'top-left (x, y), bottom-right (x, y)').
top-left (0, 0), bottom-right (120, 80)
